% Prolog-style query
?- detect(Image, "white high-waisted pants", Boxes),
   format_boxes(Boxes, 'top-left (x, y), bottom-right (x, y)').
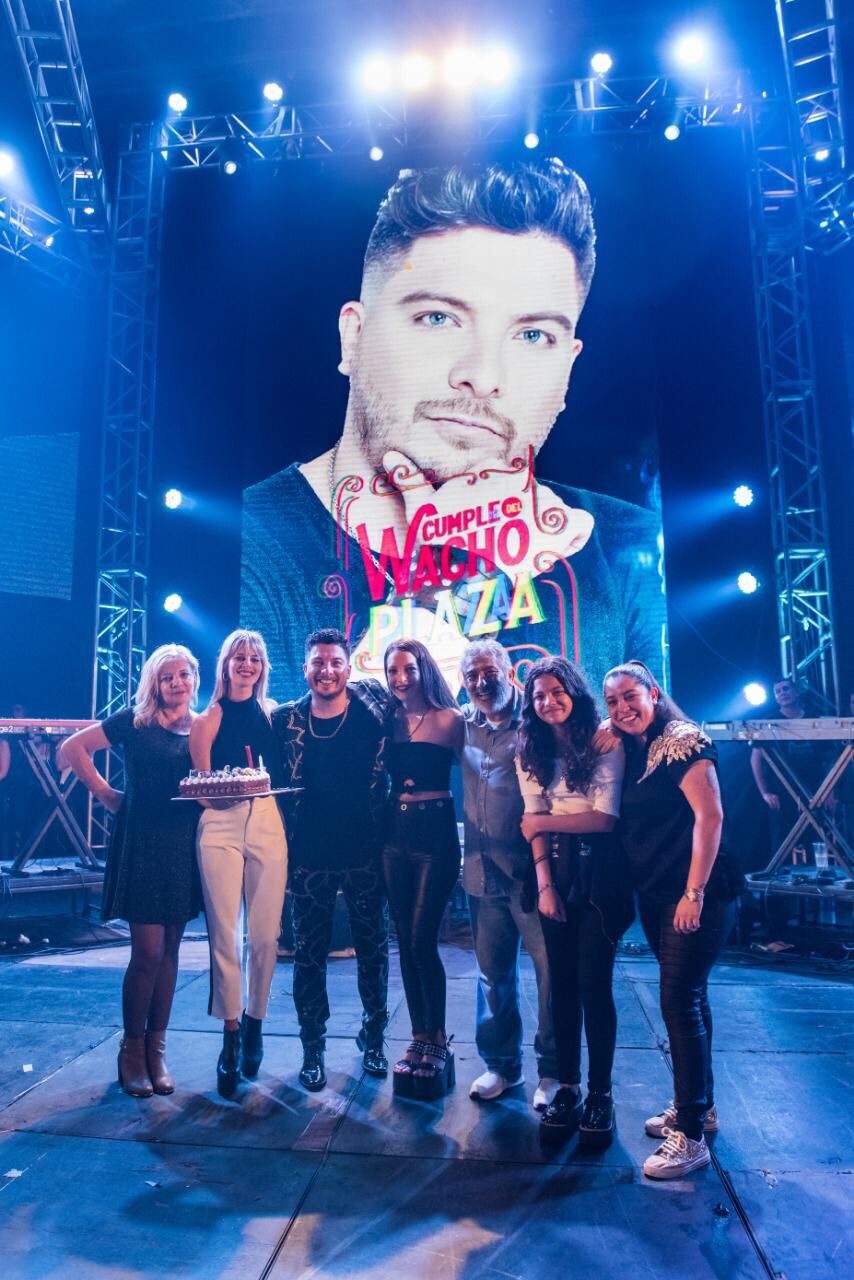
top-left (197, 796), bottom-right (287, 1021)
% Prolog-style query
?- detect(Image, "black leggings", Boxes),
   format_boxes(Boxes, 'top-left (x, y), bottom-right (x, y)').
top-left (639, 896), bottom-right (736, 1140)
top-left (382, 799), bottom-right (460, 1036)
top-left (539, 902), bottom-right (617, 1093)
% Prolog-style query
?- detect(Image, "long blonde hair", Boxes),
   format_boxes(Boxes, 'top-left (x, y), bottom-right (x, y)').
top-left (211, 629), bottom-right (272, 712)
top-left (133, 644), bottom-right (200, 727)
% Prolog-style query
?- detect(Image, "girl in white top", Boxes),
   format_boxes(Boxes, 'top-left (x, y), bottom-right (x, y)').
top-left (516, 657), bottom-right (633, 1148)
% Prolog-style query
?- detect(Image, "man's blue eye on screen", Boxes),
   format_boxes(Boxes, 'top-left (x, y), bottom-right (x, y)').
top-left (416, 312), bottom-right (451, 327)
top-left (519, 329), bottom-right (551, 345)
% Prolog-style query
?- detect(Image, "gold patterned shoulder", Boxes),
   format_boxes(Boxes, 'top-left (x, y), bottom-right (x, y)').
top-left (638, 720), bottom-right (713, 782)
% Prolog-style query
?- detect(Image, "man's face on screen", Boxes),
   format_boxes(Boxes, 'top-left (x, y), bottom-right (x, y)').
top-left (340, 227), bottom-right (584, 480)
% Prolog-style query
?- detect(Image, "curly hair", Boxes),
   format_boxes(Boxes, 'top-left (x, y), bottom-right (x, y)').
top-left (518, 657), bottom-right (600, 794)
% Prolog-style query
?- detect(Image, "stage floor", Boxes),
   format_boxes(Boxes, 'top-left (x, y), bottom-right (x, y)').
top-left (0, 931), bottom-right (852, 1279)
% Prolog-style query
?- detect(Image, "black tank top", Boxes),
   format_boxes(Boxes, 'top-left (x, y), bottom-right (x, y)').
top-left (212, 697), bottom-right (280, 784)
top-left (388, 740), bottom-right (453, 794)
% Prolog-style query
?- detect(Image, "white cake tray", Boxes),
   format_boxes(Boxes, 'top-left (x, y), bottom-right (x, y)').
top-left (172, 787), bottom-right (302, 801)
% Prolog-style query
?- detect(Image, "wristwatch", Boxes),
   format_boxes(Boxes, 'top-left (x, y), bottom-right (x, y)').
top-left (683, 888), bottom-right (705, 903)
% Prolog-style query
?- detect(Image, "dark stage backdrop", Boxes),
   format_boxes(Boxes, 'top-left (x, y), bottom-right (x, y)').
top-left (151, 129), bottom-right (777, 709)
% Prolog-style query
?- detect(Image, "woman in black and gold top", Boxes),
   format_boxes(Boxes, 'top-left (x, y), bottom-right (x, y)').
top-left (603, 661), bottom-right (743, 1181)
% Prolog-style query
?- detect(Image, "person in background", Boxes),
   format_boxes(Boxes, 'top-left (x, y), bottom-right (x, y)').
top-left (61, 645), bottom-right (202, 1097)
top-left (517, 657), bottom-right (632, 1148)
top-left (191, 630), bottom-right (287, 1098)
top-left (460, 640), bottom-right (558, 1111)
top-left (603, 660), bottom-right (743, 1179)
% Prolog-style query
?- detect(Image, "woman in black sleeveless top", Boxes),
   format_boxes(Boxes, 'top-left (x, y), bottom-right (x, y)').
top-left (191, 629), bottom-right (287, 1097)
top-left (382, 640), bottom-right (464, 1099)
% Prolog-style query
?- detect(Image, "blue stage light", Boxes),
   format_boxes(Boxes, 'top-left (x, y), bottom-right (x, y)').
top-left (814, 148), bottom-right (830, 162)
top-left (591, 52), bottom-right (613, 75)
top-left (163, 593), bottom-right (183, 614)
top-left (223, 159), bottom-right (238, 176)
top-left (733, 485), bottom-right (754, 508)
top-left (664, 123), bottom-right (680, 142)
top-left (0, 151), bottom-right (14, 179)
top-left (673, 32), bottom-right (710, 68)
top-left (737, 572), bottom-right (759, 595)
top-left (369, 146), bottom-right (384, 162)
top-left (480, 47), bottom-right (514, 85)
top-left (164, 489), bottom-right (184, 510)
top-left (168, 92), bottom-right (188, 114)
top-left (263, 82), bottom-right (284, 103)
top-left (524, 131), bottom-right (540, 150)
top-left (743, 682), bottom-right (767, 707)
top-left (360, 55), bottom-right (393, 94)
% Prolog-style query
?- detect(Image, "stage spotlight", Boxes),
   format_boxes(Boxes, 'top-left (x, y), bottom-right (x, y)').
top-left (263, 82), bottom-right (284, 103)
top-left (443, 47), bottom-right (479, 90)
top-left (0, 151), bottom-right (14, 179)
top-left (164, 488), bottom-right (184, 510)
top-left (223, 160), bottom-right (238, 175)
top-left (814, 147), bottom-right (830, 162)
top-left (524, 131), bottom-right (540, 150)
top-left (673, 32), bottom-right (710, 68)
top-left (400, 53), bottom-right (434, 92)
top-left (45, 234), bottom-right (55, 248)
top-left (743, 682), bottom-right (767, 707)
top-left (664, 123), bottom-right (681, 142)
top-left (83, 205), bottom-right (95, 215)
top-left (168, 92), bottom-right (188, 114)
top-left (360, 55), bottom-right (393, 94)
top-left (369, 145), bottom-right (384, 162)
top-left (163, 593), bottom-right (183, 614)
top-left (733, 485), bottom-right (754, 508)
top-left (480, 47), bottom-right (514, 85)
top-left (591, 52), bottom-right (613, 75)
top-left (737, 572), bottom-right (759, 595)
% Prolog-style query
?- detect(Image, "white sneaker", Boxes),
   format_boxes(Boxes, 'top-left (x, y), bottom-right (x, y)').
top-left (643, 1128), bottom-right (711, 1180)
top-left (532, 1077), bottom-right (560, 1111)
top-left (469, 1070), bottom-right (523, 1101)
top-left (645, 1102), bottom-right (719, 1139)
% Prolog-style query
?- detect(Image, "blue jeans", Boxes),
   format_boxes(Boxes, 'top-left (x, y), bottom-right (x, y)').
top-left (468, 886), bottom-right (558, 1080)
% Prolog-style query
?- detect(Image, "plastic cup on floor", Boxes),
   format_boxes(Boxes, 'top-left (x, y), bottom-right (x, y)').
top-left (812, 841), bottom-right (829, 870)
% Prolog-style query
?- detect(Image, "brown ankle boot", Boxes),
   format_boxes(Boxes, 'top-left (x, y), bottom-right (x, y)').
top-left (144, 1031), bottom-right (175, 1095)
top-left (117, 1036), bottom-right (154, 1097)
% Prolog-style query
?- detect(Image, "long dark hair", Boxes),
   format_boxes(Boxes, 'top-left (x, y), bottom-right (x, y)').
top-left (518, 657), bottom-right (600, 794)
top-left (384, 640), bottom-right (458, 711)
top-left (602, 660), bottom-right (687, 739)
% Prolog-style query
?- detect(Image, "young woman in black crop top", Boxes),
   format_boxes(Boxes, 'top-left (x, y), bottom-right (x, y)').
top-left (382, 639), bottom-right (464, 1099)
top-left (190, 629), bottom-right (287, 1098)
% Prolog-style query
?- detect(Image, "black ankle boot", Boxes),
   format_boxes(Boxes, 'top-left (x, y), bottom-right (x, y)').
top-left (240, 1013), bottom-right (263, 1080)
top-left (217, 1027), bottom-right (241, 1099)
top-left (356, 1025), bottom-right (388, 1077)
top-left (299, 1044), bottom-right (326, 1092)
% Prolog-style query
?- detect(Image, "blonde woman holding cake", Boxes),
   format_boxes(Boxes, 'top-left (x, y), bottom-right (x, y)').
top-left (190, 628), bottom-right (287, 1097)
top-left (61, 644), bottom-right (202, 1098)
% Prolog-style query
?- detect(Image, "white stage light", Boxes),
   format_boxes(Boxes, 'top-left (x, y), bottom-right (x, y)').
top-left (664, 123), bottom-right (681, 142)
top-left (743, 682), bottom-right (767, 707)
top-left (163, 593), bottom-right (183, 614)
top-left (45, 234), bottom-right (55, 248)
top-left (0, 151), bottom-right (14, 179)
top-left (164, 489), bottom-right (184, 510)
top-left (360, 56), bottom-right (393, 94)
top-left (263, 82), bottom-right (284, 104)
top-left (369, 146), bottom-right (384, 162)
top-left (591, 52), bottom-right (613, 75)
top-left (223, 160), bottom-right (238, 175)
top-left (524, 131), bottom-right (540, 149)
top-left (737, 572), bottom-right (759, 595)
top-left (400, 53), bottom-right (434, 92)
top-left (443, 47), bottom-right (479, 90)
top-left (480, 47), bottom-right (514, 85)
top-left (673, 32), bottom-right (709, 68)
top-left (83, 205), bottom-right (95, 215)
top-left (814, 148), bottom-right (830, 161)
top-left (168, 92), bottom-right (188, 114)
top-left (733, 485), bottom-right (754, 508)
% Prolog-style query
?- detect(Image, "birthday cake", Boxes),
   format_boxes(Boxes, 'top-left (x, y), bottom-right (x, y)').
top-left (178, 765), bottom-right (271, 799)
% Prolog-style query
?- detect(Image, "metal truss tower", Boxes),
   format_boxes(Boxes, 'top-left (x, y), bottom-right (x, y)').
top-left (89, 131), bottom-right (165, 849)
top-left (742, 2), bottom-right (850, 710)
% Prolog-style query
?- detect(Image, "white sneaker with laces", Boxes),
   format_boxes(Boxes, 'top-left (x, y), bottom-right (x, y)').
top-left (469, 1070), bottom-right (523, 1101)
top-left (643, 1128), bottom-right (711, 1180)
top-left (645, 1102), bottom-right (719, 1139)
top-left (532, 1077), bottom-right (560, 1111)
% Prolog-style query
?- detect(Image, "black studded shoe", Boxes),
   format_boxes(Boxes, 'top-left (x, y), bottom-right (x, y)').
top-left (411, 1037), bottom-right (455, 1102)
top-left (240, 1012), bottom-right (264, 1080)
top-left (299, 1044), bottom-right (326, 1092)
top-left (579, 1091), bottom-right (615, 1149)
top-left (217, 1027), bottom-right (241, 1099)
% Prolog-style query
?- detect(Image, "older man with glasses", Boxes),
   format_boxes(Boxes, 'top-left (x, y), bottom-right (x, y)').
top-left (460, 640), bottom-right (558, 1110)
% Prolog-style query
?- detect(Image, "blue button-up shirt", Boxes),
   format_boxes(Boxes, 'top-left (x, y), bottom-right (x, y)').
top-left (461, 692), bottom-right (530, 896)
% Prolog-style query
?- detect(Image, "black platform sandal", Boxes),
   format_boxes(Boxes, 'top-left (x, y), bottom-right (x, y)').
top-left (411, 1037), bottom-right (455, 1102)
top-left (392, 1040), bottom-right (428, 1097)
